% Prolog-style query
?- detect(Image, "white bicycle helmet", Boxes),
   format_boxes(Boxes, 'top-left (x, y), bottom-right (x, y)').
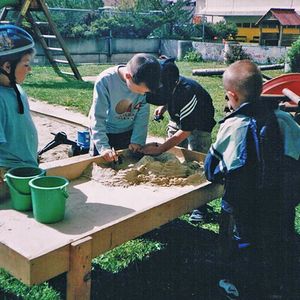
top-left (0, 25), bottom-right (35, 114)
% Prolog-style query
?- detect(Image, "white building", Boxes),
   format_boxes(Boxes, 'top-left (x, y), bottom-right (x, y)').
top-left (196, 0), bottom-right (300, 17)
top-left (195, 0), bottom-right (300, 43)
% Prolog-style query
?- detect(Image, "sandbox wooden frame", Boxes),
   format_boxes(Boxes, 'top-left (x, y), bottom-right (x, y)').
top-left (0, 148), bottom-right (223, 299)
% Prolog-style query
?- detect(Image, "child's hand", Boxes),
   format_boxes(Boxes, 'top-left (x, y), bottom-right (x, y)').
top-left (128, 143), bottom-right (141, 153)
top-left (153, 106), bottom-right (166, 121)
top-left (140, 142), bottom-right (162, 156)
top-left (100, 148), bottom-right (118, 162)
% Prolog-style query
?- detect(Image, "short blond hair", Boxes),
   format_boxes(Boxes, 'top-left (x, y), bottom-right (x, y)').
top-left (223, 60), bottom-right (263, 102)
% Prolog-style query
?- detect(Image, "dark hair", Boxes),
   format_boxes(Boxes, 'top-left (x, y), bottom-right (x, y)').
top-left (127, 53), bottom-right (161, 92)
top-left (0, 48), bottom-right (35, 114)
top-left (0, 48), bottom-right (35, 66)
top-left (161, 62), bottom-right (179, 91)
top-left (145, 60), bottom-right (179, 106)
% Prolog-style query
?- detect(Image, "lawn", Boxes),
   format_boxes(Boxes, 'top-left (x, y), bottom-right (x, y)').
top-left (22, 61), bottom-right (284, 141)
top-left (1, 62), bottom-right (298, 299)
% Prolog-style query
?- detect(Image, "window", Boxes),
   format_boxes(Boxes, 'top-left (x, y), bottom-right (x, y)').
top-left (267, 23), bottom-right (277, 28)
top-left (243, 23), bottom-right (250, 28)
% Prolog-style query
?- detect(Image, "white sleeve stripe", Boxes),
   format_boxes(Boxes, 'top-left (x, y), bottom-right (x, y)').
top-left (180, 95), bottom-right (197, 115)
top-left (180, 98), bottom-right (197, 120)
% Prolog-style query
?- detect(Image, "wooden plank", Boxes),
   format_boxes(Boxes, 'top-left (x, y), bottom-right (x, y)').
top-left (40, 34), bottom-right (56, 39)
top-left (25, 11), bottom-right (60, 75)
top-left (41, 154), bottom-right (106, 180)
top-left (29, 246), bottom-right (69, 285)
top-left (0, 242), bottom-right (31, 285)
top-left (46, 47), bottom-right (63, 51)
top-left (278, 25), bottom-right (283, 46)
top-left (20, 0), bottom-right (31, 17)
top-left (38, 0), bottom-right (82, 80)
top-left (0, 7), bottom-right (9, 21)
top-left (0, 238), bottom-right (69, 285)
top-left (53, 59), bottom-right (69, 64)
top-left (66, 237), bottom-right (92, 300)
top-left (168, 146), bottom-right (206, 163)
top-left (90, 182), bottom-right (223, 257)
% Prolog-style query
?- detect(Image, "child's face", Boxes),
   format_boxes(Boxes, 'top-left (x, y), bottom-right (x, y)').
top-left (126, 76), bottom-right (150, 95)
top-left (14, 54), bottom-right (32, 84)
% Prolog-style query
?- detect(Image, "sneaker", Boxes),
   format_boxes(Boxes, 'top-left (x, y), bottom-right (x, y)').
top-left (189, 209), bottom-right (205, 223)
top-left (219, 279), bottom-right (239, 300)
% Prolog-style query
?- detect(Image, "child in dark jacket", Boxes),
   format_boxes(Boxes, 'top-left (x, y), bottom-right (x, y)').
top-left (205, 60), bottom-right (300, 299)
top-left (144, 59), bottom-right (216, 223)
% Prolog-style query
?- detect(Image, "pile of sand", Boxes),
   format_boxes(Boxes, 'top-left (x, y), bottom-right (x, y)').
top-left (84, 152), bottom-right (206, 187)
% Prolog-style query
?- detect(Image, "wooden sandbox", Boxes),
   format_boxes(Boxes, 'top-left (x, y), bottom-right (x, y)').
top-left (0, 147), bottom-right (223, 299)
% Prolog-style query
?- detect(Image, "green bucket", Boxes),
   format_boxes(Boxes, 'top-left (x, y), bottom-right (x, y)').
top-left (4, 167), bottom-right (45, 211)
top-left (29, 176), bottom-right (69, 224)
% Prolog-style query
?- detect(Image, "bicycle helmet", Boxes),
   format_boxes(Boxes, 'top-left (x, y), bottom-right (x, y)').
top-left (0, 25), bottom-right (35, 114)
top-left (0, 24), bottom-right (34, 57)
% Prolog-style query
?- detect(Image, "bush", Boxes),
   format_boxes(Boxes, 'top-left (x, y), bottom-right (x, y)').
top-left (287, 37), bottom-right (300, 72)
top-left (182, 50), bottom-right (203, 62)
top-left (224, 44), bottom-right (251, 65)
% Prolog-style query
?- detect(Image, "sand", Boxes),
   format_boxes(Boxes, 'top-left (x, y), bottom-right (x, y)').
top-left (33, 112), bottom-right (86, 163)
top-left (85, 152), bottom-right (206, 187)
top-left (32, 109), bottom-right (204, 188)
top-left (31, 99), bottom-right (165, 164)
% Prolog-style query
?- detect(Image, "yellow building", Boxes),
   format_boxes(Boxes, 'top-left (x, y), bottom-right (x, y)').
top-left (257, 8), bottom-right (300, 46)
top-left (195, 0), bottom-right (300, 43)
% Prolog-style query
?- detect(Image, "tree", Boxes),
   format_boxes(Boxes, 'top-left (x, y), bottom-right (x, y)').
top-left (133, 0), bottom-right (194, 39)
top-left (287, 37), bottom-right (300, 72)
top-left (204, 21), bottom-right (237, 41)
top-left (43, 0), bottom-right (199, 40)
top-left (134, 0), bottom-right (163, 11)
top-left (46, 0), bottom-right (103, 9)
top-left (214, 21), bottom-right (237, 40)
top-left (118, 0), bottom-right (136, 10)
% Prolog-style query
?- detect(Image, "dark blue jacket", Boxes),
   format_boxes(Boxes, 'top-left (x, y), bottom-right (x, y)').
top-left (205, 102), bottom-right (300, 243)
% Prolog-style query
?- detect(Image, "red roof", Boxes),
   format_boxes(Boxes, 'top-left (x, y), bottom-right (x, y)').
top-left (257, 8), bottom-right (300, 26)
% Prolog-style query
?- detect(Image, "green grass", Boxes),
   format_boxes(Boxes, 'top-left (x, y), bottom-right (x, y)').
top-left (0, 269), bottom-right (60, 300)
top-left (92, 239), bottom-right (165, 274)
top-left (1, 62), bottom-right (297, 299)
top-left (23, 62), bottom-right (284, 142)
